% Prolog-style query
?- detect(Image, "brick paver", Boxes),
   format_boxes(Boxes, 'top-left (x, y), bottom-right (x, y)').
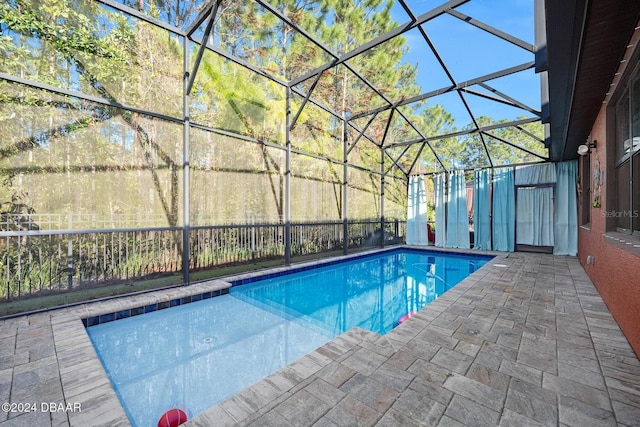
top-left (0, 250), bottom-right (639, 426)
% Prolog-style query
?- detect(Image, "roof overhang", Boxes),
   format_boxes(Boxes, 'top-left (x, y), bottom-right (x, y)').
top-left (544, 0), bottom-right (640, 161)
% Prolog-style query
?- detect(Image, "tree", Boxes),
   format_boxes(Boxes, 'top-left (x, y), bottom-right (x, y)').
top-left (449, 116), bottom-right (546, 168)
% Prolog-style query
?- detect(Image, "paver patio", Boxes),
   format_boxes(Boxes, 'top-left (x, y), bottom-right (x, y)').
top-left (1, 249), bottom-right (639, 426)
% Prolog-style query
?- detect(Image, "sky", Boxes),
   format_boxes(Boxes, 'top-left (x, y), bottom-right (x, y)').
top-left (190, 0), bottom-right (540, 132)
top-left (385, 0), bottom-right (540, 128)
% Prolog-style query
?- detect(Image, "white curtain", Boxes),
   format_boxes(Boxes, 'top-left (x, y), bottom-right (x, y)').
top-left (515, 163), bottom-right (557, 185)
top-left (516, 187), bottom-right (554, 246)
top-left (473, 169), bottom-right (491, 250)
top-left (554, 160), bottom-right (578, 255)
top-left (406, 176), bottom-right (429, 245)
top-left (514, 163), bottom-right (557, 249)
top-left (493, 168), bottom-right (515, 251)
top-left (434, 173), bottom-right (446, 247)
top-left (446, 170), bottom-right (470, 249)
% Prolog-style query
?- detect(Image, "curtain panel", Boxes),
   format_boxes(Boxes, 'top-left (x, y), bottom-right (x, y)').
top-left (434, 173), bottom-right (446, 247)
top-left (446, 170), bottom-right (470, 249)
top-left (473, 169), bottom-right (492, 250)
top-left (406, 176), bottom-right (429, 245)
top-left (516, 187), bottom-right (555, 246)
top-left (492, 168), bottom-right (515, 251)
top-left (515, 163), bottom-right (557, 185)
top-left (554, 160), bottom-right (578, 255)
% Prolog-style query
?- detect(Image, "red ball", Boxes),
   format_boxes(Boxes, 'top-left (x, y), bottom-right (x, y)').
top-left (157, 408), bottom-right (188, 427)
top-left (398, 311), bottom-right (416, 324)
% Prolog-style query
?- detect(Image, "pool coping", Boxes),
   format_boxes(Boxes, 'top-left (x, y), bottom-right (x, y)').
top-left (47, 279), bottom-right (234, 426)
top-left (76, 244), bottom-right (498, 325)
top-left (49, 245), bottom-right (506, 426)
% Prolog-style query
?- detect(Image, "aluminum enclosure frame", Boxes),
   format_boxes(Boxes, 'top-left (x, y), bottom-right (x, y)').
top-left (0, 0), bottom-right (548, 285)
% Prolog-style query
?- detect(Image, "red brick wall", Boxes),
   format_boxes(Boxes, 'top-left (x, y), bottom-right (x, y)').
top-left (578, 104), bottom-right (640, 357)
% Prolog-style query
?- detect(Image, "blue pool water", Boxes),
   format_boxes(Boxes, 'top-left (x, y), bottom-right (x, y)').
top-left (87, 249), bottom-right (492, 426)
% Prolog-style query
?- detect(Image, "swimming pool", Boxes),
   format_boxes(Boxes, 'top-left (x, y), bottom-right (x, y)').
top-left (87, 248), bottom-right (492, 426)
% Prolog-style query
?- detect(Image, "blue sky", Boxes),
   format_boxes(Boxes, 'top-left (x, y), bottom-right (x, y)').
top-left (387, 0), bottom-right (539, 128)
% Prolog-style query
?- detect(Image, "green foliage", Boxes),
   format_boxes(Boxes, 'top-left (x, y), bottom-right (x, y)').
top-left (0, 0), bottom-right (542, 300)
top-left (453, 116), bottom-right (547, 168)
top-left (0, 0), bottom-right (135, 90)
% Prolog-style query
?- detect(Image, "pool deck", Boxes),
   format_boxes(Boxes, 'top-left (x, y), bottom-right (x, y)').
top-left (1, 248), bottom-right (640, 426)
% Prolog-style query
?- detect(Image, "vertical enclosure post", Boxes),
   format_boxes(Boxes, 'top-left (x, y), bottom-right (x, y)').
top-left (251, 216), bottom-right (256, 260)
top-left (182, 37), bottom-right (191, 284)
top-left (444, 172), bottom-right (449, 245)
top-left (285, 87), bottom-right (292, 265)
top-left (489, 168), bottom-right (494, 250)
top-left (380, 147), bottom-right (385, 248)
top-left (67, 213), bottom-right (73, 290)
top-left (342, 114), bottom-right (348, 255)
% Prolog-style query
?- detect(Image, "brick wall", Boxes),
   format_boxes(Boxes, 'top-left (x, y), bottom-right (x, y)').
top-left (578, 104), bottom-right (640, 357)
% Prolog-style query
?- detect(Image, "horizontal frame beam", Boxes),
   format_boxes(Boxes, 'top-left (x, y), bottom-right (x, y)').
top-left (290, 0), bottom-right (471, 87)
top-left (350, 61), bottom-right (535, 121)
top-left (0, 73), bottom-right (184, 125)
top-left (481, 130), bottom-right (548, 160)
top-left (385, 116), bottom-right (541, 149)
top-left (96, 0), bottom-right (185, 36)
top-left (446, 9), bottom-right (535, 52)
